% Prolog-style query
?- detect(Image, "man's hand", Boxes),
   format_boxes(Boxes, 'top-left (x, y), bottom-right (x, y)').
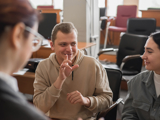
top-left (67, 91), bottom-right (91, 107)
top-left (54, 55), bottom-right (79, 90)
top-left (59, 55), bottom-right (79, 81)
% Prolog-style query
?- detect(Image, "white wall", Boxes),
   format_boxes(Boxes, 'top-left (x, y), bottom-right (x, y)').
top-left (63, 0), bottom-right (89, 43)
top-left (63, 0), bottom-right (99, 57)
top-left (90, 0), bottom-right (100, 57)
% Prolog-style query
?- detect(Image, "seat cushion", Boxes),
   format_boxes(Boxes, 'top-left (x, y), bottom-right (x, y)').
top-left (122, 69), bottom-right (139, 75)
top-left (109, 26), bottom-right (127, 32)
top-left (100, 61), bottom-right (139, 75)
top-left (100, 62), bottom-right (120, 70)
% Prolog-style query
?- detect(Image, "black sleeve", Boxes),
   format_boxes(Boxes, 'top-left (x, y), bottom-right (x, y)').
top-left (0, 80), bottom-right (49, 120)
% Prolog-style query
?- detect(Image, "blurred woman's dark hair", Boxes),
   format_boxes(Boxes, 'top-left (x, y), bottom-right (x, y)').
top-left (150, 31), bottom-right (160, 49)
top-left (0, 0), bottom-right (41, 38)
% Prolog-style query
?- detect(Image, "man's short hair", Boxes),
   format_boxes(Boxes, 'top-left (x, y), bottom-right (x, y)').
top-left (51, 22), bottom-right (78, 43)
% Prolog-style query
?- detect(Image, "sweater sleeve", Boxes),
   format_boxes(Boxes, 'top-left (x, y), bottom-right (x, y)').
top-left (87, 64), bottom-right (113, 113)
top-left (33, 62), bottom-right (61, 113)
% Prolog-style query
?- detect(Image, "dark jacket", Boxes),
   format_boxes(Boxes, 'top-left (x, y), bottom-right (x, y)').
top-left (0, 78), bottom-right (48, 120)
top-left (122, 70), bottom-right (160, 120)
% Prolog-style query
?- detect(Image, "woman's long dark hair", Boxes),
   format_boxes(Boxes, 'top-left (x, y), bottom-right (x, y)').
top-left (150, 31), bottom-right (160, 49)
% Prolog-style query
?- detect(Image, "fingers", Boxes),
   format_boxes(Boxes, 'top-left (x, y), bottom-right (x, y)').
top-left (69, 95), bottom-right (80, 104)
top-left (60, 55), bottom-right (72, 70)
top-left (65, 54), bottom-right (72, 63)
top-left (59, 54), bottom-right (79, 80)
top-left (68, 54), bottom-right (72, 61)
top-left (60, 62), bottom-right (79, 72)
top-left (77, 118), bottom-right (83, 120)
top-left (63, 55), bottom-right (79, 71)
top-left (67, 91), bottom-right (79, 101)
top-left (63, 59), bottom-right (72, 65)
top-left (67, 91), bottom-right (83, 104)
top-left (64, 55), bottom-right (72, 64)
top-left (72, 64), bottom-right (79, 71)
top-left (60, 62), bottom-right (72, 70)
top-left (65, 54), bottom-right (68, 60)
top-left (59, 59), bottom-right (72, 80)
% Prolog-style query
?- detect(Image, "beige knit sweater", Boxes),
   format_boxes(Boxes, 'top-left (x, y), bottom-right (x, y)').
top-left (33, 50), bottom-right (113, 120)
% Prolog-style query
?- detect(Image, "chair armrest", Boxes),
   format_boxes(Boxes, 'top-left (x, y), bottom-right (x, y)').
top-left (108, 16), bottom-right (115, 22)
top-left (100, 16), bottom-right (115, 21)
top-left (120, 54), bottom-right (141, 70)
top-left (97, 48), bottom-right (118, 57)
top-left (122, 54), bottom-right (141, 62)
top-left (97, 98), bottom-right (124, 119)
top-left (108, 16), bottom-right (116, 26)
top-left (100, 16), bottom-right (108, 20)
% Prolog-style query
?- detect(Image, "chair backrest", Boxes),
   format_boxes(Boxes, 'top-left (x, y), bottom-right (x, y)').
top-left (115, 5), bottom-right (137, 28)
top-left (105, 68), bottom-right (122, 101)
top-left (100, 7), bottom-right (107, 30)
top-left (123, 0), bottom-right (139, 16)
top-left (127, 18), bottom-right (156, 36)
top-left (100, 7), bottom-right (107, 17)
top-left (148, 8), bottom-right (160, 10)
top-left (116, 33), bottom-right (148, 72)
top-left (100, 67), bottom-right (122, 120)
top-left (38, 13), bottom-right (57, 39)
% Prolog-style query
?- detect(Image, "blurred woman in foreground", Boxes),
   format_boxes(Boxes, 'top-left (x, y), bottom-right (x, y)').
top-left (0, 0), bottom-right (48, 119)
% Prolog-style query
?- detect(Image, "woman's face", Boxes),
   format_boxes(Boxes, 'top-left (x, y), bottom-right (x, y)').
top-left (142, 37), bottom-right (160, 74)
top-left (15, 22), bottom-right (38, 72)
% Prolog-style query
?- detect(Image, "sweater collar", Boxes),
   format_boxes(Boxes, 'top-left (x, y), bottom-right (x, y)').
top-left (142, 71), bottom-right (157, 99)
top-left (141, 70), bottom-right (153, 86)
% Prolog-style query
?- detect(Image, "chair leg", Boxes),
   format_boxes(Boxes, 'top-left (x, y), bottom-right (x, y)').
top-left (104, 21), bottom-right (111, 49)
top-left (108, 31), bottom-right (112, 45)
top-left (112, 32), bottom-right (114, 45)
top-left (108, 31), bottom-right (115, 46)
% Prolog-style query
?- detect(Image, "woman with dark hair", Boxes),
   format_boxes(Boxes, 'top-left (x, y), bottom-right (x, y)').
top-left (122, 31), bottom-right (160, 120)
top-left (0, 0), bottom-right (48, 119)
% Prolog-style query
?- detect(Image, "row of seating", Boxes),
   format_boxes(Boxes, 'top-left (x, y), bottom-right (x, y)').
top-left (28, 7), bottom-right (156, 119)
top-left (99, 5), bottom-right (156, 81)
top-left (100, 5), bottom-right (157, 48)
top-left (97, 6), bottom-right (157, 119)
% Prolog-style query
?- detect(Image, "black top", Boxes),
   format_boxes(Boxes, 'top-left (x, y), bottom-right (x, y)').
top-left (0, 78), bottom-right (48, 120)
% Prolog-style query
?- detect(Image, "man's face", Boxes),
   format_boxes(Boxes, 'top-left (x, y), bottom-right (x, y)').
top-left (51, 30), bottom-right (78, 65)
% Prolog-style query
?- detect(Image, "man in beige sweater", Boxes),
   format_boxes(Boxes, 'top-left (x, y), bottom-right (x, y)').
top-left (33, 22), bottom-right (113, 120)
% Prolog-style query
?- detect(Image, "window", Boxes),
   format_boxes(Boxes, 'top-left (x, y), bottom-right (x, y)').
top-left (107, 0), bottom-right (123, 16)
top-left (54, 0), bottom-right (63, 10)
top-left (98, 0), bottom-right (105, 8)
top-left (29, 0), bottom-right (63, 10)
top-left (29, 0), bottom-right (160, 16)
top-left (107, 0), bottom-right (160, 17)
top-left (139, 0), bottom-right (160, 10)
top-left (29, 0), bottom-right (52, 9)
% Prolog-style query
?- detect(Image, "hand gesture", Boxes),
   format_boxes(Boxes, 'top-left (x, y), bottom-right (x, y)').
top-left (59, 55), bottom-right (79, 81)
top-left (67, 91), bottom-right (91, 107)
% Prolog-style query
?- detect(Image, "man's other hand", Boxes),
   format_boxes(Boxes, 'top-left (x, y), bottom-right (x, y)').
top-left (67, 91), bottom-right (91, 107)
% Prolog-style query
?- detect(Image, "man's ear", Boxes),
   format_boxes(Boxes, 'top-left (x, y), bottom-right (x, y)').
top-left (10, 22), bottom-right (25, 50)
top-left (50, 41), bottom-right (54, 51)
